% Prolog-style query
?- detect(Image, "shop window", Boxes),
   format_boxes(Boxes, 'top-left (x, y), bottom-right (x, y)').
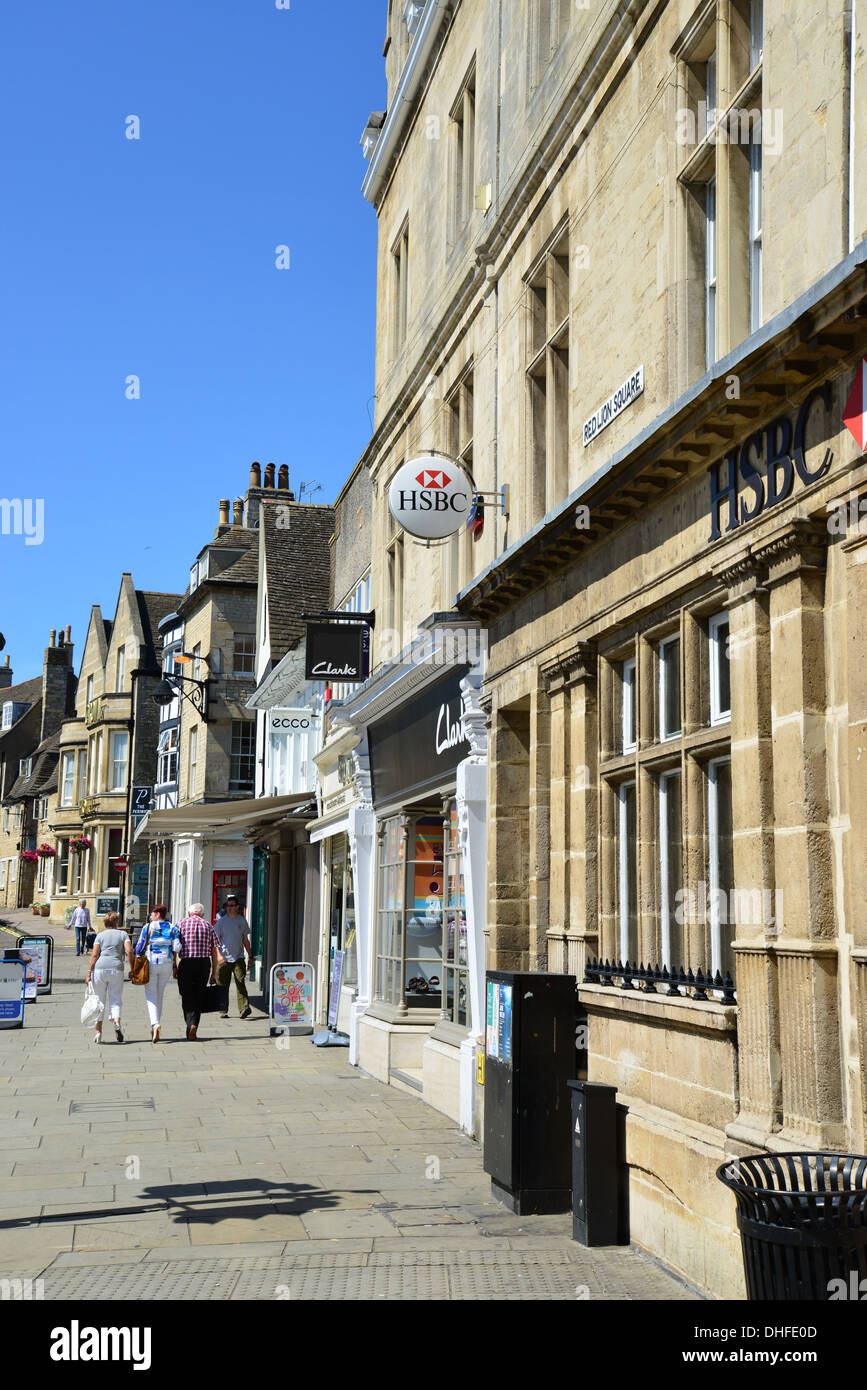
top-left (707, 757), bottom-right (735, 979)
top-left (659, 769), bottom-right (684, 970)
top-left (659, 635), bottom-right (682, 740)
top-left (106, 828), bottom-right (123, 890)
top-left (328, 836), bottom-right (358, 1001)
top-left (375, 804), bottom-right (468, 1024)
top-left (230, 720), bottom-right (255, 793)
top-left (708, 613), bottom-right (731, 724)
top-left (616, 782), bottom-right (638, 962)
top-left (621, 657), bottom-right (636, 753)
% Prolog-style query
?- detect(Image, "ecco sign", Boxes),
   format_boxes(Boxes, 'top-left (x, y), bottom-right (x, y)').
top-left (708, 382), bottom-right (833, 541)
top-left (271, 715), bottom-right (318, 730)
top-left (388, 456), bottom-right (474, 539)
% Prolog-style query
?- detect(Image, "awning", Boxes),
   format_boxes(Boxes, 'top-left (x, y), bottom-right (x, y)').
top-left (134, 794), bottom-right (311, 842)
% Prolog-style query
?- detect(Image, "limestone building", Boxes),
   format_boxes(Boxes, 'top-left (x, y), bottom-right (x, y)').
top-left (350, 0), bottom-right (867, 1296)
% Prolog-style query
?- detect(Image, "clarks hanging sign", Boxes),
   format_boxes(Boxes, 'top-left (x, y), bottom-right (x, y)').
top-left (708, 382), bottom-right (833, 541)
top-left (305, 623), bottom-right (370, 683)
top-left (388, 455), bottom-right (474, 539)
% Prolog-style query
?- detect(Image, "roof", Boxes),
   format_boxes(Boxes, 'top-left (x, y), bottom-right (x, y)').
top-left (178, 530), bottom-right (258, 616)
top-left (5, 730), bottom-right (61, 802)
top-left (0, 676), bottom-right (42, 716)
top-left (262, 502), bottom-right (335, 665)
top-left (136, 591), bottom-right (184, 666)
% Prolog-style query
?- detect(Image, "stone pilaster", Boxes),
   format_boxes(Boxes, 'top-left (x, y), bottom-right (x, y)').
top-left (486, 695), bottom-right (530, 971)
top-left (528, 681), bottom-right (551, 971)
top-left (713, 552), bottom-right (781, 1141)
top-left (755, 519), bottom-right (844, 1149)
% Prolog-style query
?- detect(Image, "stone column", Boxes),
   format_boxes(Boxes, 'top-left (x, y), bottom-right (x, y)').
top-left (486, 696), bottom-right (530, 971)
top-left (528, 681), bottom-right (551, 971)
top-left (756, 519), bottom-right (844, 1149)
top-left (714, 553), bottom-right (781, 1145)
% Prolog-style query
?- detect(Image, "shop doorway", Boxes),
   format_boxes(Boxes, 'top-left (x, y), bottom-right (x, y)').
top-left (212, 870), bottom-right (248, 923)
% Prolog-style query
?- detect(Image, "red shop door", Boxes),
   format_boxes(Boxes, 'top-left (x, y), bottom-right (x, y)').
top-left (212, 870), bottom-right (248, 922)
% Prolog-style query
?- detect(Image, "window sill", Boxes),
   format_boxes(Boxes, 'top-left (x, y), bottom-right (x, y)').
top-left (578, 982), bottom-right (736, 1034)
top-left (429, 1019), bottom-right (471, 1049)
top-left (365, 999), bottom-right (443, 1028)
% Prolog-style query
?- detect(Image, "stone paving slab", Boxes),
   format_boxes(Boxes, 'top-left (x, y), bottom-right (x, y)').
top-left (0, 946), bottom-right (701, 1301)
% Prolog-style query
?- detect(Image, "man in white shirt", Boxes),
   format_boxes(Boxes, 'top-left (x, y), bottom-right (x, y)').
top-left (69, 900), bottom-right (91, 957)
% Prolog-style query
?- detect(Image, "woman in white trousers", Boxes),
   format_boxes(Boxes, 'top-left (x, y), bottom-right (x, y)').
top-left (133, 906), bottom-right (181, 1043)
top-left (87, 912), bottom-right (134, 1044)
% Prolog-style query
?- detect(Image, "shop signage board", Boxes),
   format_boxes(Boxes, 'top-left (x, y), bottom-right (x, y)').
top-left (131, 786), bottom-right (152, 825)
top-left (707, 380), bottom-right (834, 541)
top-left (387, 455), bottom-right (474, 539)
top-left (582, 366), bottom-right (644, 446)
top-left (0, 961), bottom-right (26, 1029)
top-left (305, 623), bottom-right (370, 682)
top-left (269, 961), bottom-right (315, 1036)
top-left (16, 935), bottom-right (53, 996)
top-left (96, 896), bottom-right (119, 917)
top-left (327, 950), bottom-right (345, 1029)
top-left (367, 666), bottom-right (471, 807)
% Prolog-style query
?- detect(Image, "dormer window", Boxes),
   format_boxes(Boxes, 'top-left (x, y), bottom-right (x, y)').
top-left (19, 757), bottom-right (32, 780)
top-left (1, 702), bottom-right (12, 730)
top-left (360, 111), bottom-right (386, 161)
top-left (190, 562), bottom-right (200, 592)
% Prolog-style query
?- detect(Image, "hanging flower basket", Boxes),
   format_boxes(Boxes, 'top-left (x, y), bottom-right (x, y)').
top-left (19, 850), bottom-right (39, 864)
top-left (36, 843), bottom-right (56, 858)
top-left (70, 836), bottom-right (92, 854)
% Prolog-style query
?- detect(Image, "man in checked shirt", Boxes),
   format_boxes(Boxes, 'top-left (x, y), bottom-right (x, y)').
top-left (175, 903), bottom-right (224, 1040)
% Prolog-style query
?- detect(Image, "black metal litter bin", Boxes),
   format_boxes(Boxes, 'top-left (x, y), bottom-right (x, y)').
top-left (717, 1151), bottom-right (867, 1301)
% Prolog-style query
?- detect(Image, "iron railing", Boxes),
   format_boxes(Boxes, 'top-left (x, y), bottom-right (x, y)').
top-left (584, 957), bottom-right (736, 1005)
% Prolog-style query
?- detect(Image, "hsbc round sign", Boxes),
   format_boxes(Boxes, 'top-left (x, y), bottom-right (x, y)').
top-left (387, 455), bottom-right (473, 539)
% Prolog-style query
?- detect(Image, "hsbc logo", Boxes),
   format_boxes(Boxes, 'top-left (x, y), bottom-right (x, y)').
top-left (389, 455), bottom-right (474, 540)
top-left (416, 468), bottom-right (451, 488)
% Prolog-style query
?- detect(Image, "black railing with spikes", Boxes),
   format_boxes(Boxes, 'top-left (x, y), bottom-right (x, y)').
top-left (583, 958), bottom-right (736, 1005)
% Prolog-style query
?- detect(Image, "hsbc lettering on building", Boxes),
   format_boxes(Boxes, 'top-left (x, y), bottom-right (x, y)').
top-left (388, 455), bottom-right (474, 539)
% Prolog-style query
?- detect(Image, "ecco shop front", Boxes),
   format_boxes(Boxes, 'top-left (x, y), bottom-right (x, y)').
top-left (333, 626), bottom-right (488, 1133)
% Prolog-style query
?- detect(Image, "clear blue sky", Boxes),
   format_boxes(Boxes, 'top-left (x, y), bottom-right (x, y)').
top-left (0, 0), bottom-right (385, 682)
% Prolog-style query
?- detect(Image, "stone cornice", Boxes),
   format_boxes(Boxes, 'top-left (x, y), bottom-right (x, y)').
top-left (541, 642), bottom-right (597, 693)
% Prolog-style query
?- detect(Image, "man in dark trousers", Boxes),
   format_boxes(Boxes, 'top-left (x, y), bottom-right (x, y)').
top-left (174, 903), bottom-right (223, 1040)
top-left (214, 895), bottom-right (255, 1020)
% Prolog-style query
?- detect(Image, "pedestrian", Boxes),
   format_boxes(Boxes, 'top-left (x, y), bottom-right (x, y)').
top-left (133, 905), bottom-right (181, 1044)
top-left (86, 912), bottom-right (134, 1044)
top-left (68, 899), bottom-right (92, 957)
top-left (175, 903), bottom-right (223, 1041)
top-left (214, 894), bottom-right (254, 1020)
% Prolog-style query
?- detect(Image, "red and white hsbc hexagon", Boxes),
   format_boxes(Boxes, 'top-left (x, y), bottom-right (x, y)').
top-left (387, 455), bottom-right (473, 539)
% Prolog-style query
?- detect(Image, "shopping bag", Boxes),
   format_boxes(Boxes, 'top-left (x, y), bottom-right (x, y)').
top-left (81, 981), bottom-right (104, 1027)
top-left (201, 983), bottom-right (230, 1013)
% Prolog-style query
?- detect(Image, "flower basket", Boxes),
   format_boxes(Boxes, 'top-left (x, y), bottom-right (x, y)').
top-left (30, 904), bottom-right (40, 916)
top-left (19, 850), bottom-right (39, 864)
top-left (70, 836), bottom-right (92, 854)
top-left (37, 844), bottom-right (56, 858)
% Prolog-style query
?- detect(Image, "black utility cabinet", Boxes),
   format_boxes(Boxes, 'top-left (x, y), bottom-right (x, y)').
top-left (483, 970), bottom-right (576, 1215)
top-left (568, 1080), bottom-right (620, 1245)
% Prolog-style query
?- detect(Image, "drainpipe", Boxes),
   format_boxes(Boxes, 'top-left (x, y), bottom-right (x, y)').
top-left (849, 1), bottom-right (857, 253)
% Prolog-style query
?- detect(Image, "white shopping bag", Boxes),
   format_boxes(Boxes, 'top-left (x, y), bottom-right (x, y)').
top-left (81, 980), bottom-right (104, 1027)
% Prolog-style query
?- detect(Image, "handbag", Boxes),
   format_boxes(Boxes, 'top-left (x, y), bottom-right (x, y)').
top-left (81, 980), bottom-right (104, 1027)
top-left (130, 927), bottom-right (150, 986)
top-left (201, 982), bottom-right (230, 1013)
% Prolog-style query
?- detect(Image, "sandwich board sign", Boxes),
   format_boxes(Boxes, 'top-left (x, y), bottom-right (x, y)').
top-left (269, 962), bottom-right (315, 1037)
top-left (0, 960), bottom-right (26, 1029)
top-left (17, 935), bottom-right (53, 997)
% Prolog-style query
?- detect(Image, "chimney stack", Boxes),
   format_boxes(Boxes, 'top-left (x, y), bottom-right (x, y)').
top-left (49, 630), bottom-right (56, 648)
top-left (41, 625), bottom-right (76, 742)
top-left (0, 656), bottom-right (12, 690)
top-left (264, 463), bottom-right (276, 489)
top-left (249, 462), bottom-right (262, 489)
top-left (277, 464), bottom-right (289, 491)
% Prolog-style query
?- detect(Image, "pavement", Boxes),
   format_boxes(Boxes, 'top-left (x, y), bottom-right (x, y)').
top-left (0, 911), bottom-right (700, 1301)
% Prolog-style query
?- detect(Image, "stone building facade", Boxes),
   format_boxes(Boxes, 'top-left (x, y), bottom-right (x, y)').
top-left (352, 0), bottom-right (867, 1296)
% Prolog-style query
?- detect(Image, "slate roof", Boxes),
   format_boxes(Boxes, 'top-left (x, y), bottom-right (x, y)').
top-left (6, 730), bottom-right (61, 802)
top-left (261, 502), bottom-right (335, 665)
top-left (0, 676), bottom-right (42, 744)
top-left (136, 592), bottom-right (184, 665)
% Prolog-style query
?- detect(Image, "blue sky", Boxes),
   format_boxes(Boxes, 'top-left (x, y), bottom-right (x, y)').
top-left (0, 0), bottom-right (385, 681)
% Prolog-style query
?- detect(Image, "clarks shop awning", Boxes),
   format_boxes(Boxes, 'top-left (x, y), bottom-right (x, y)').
top-left (133, 795), bottom-right (311, 843)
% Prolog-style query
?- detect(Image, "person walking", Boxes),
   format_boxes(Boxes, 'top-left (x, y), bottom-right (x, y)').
top-left (86, 912), bottom-right (134, 1044)
top-left (134, 906), bottom-right (181, 1044)
top-left (69, 899), bottom-right (92, 957)
top-left (214, 895), bottom-right (254, 1020)
top-left (175, 903), bottom-right (223, 1041)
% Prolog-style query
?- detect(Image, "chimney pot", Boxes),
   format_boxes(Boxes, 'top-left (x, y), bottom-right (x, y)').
top-left (219, 499), bottom-right (230, 526)
top-left (4, 656), bottom-right (9, 667)
top-left (250, 462), bottom-right (262, 488)
top-left (264, 463), bottom-right (276, 489)
top-left (233, 499), bottom-right (244, 525)
top-left (49, 629), bottom-right (56, 647)
top-left (65, 625), bottom-right (71, 642)
top-left (277, 464), bottom-right (289, 491)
